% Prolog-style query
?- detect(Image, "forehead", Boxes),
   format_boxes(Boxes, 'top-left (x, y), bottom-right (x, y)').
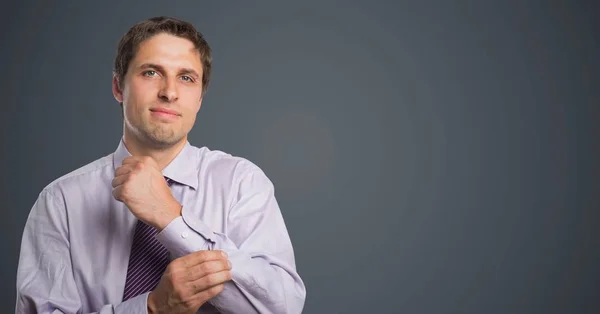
top-left (130, 33), bottom-right (203, 72)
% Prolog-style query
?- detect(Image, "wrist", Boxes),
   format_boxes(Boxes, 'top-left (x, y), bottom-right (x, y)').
top-left (153, 203), bottom-right (182, 231)
top-left (147, 291), bottom-right (157, 314)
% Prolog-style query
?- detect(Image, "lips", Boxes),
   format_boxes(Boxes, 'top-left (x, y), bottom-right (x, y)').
top-left (150, 107), bottom-right (180, 116)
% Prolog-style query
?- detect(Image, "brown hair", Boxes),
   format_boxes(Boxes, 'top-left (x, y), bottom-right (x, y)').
top-left (113, 16), bottom-right (212, 96)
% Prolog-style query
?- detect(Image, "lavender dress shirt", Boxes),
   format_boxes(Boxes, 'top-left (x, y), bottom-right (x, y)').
top-left (15, 139), bottom-right (306, 314)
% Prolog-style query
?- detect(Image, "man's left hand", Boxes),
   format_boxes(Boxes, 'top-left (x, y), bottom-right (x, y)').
top-left (112, 156), bottom-right (181, 230)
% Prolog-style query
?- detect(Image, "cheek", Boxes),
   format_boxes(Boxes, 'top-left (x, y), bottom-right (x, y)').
top-left (128, 80), bottom-right (156, 101)
top-left (182, 90), bottom-right (203, 111)
top-left (184, 106), bottom-right (200, 122)
top-left (182, 105), bottom-right (200, 126)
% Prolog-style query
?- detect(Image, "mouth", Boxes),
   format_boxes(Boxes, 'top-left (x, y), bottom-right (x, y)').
top-left (149, 107), bottom-right (180, 118)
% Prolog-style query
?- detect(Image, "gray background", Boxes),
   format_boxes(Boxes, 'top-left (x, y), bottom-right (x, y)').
top-left (1, 0), bottom-right (599, 313)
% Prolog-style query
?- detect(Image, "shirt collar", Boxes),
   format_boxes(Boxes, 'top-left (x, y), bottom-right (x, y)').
top-left (112, 138), bottom-right (199, 190)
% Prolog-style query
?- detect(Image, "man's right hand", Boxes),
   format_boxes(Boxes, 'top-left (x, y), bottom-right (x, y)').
top-left (147, 250), bottom-right (232, 314)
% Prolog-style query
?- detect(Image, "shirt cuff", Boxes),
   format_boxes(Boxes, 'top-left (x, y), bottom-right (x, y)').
top-left (115, 291), bottom-right (150, 314)
top-left (155, 216), bottom-right (212, 258)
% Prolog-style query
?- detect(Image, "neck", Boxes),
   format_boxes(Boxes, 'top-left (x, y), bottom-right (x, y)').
top-left (122, 131), bottom-right (187, 170)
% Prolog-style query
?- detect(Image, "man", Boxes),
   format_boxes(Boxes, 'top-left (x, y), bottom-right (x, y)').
top-left (15, 16), bottom-right (306, 314)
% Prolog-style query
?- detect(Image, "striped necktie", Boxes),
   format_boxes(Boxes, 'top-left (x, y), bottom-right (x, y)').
top-left (122, 177), bottom-right (174, 301)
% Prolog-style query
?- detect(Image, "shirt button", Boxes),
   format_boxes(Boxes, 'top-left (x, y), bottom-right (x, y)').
top-left (181, 231), bottom-right (189, 239)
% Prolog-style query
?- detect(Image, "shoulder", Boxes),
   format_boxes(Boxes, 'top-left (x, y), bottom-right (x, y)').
top-left (40, 153), bottom-right (114, 200)
top-left (191, 145), bottom-right (274, 190)
top-left (199, 146), bottom-right (263, 174)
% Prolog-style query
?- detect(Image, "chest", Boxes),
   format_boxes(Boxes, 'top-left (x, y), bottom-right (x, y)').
top-left (65, 184), bottom-right (230, 310)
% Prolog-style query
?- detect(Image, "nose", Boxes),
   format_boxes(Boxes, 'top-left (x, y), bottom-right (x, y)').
top-left (158, 77), bottom-right (178, 103)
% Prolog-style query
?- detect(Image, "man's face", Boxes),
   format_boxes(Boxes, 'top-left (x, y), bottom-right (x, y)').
top-left (113, 33), bottom-right (204, 148)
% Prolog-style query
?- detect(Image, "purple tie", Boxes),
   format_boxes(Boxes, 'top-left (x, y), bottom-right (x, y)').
top-left (122, 178), bottom-right (174, 301)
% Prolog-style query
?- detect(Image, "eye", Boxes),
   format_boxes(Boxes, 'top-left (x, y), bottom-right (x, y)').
top-left (180, 75), bottom-right (194, 82)
top-left (143, 70), bottom-right (158, 77)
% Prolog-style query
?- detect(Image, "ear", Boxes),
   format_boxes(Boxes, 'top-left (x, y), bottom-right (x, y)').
top-left (112, 73), bottom-right (124, 103)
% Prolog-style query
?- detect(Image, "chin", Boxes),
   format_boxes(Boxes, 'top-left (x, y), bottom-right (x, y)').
top-left (138, 129), bottom-right (180, 148)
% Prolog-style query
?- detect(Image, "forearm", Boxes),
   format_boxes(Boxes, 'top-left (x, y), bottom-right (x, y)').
top-left (210, 241), bottom-right (306, 314)
top-left (93, 293), bottom-right (151, 314)
top-left (16, 191), bottom-right (151, 314)
top-left (156, 217), bottom-right (306, 314)
top-left (16, 279), bottom-right (150, 314)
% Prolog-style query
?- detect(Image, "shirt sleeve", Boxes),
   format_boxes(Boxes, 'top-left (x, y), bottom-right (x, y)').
top-left (15, 190), bottom-right (149, 314)
top-left (155, 163), bottom-right (307, 314)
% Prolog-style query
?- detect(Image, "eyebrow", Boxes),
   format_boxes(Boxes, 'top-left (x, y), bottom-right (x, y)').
top-left (139, 63), bottom-right (201, 79)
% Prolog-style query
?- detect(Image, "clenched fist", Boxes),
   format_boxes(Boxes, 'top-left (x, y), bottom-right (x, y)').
top-left (112, 156), bottom-right (181, 230)
top-left (148, 250), bottom-right (233, 314)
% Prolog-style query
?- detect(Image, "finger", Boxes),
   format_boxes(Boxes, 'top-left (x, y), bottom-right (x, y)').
top-left (123, 156), bottom-right (157, 168)
top-left (121, 157), bottom-right (139, 165)
top-left (194, 283), bottom-right (226, 305)
top-left (181, 284), bottom-right (225, 310)
top-left (111, 174), bottom-right (129, 188)
top-left (112, 185), bottom-right (124, 201)
top-left (178, 250), bottom-right (228, 268)
top-left (189, 270), bottom-right (231, 295)
top-left (114, 165), bottom-right (134, 176)
top-left (187, 259), bottom-right (232, 282)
